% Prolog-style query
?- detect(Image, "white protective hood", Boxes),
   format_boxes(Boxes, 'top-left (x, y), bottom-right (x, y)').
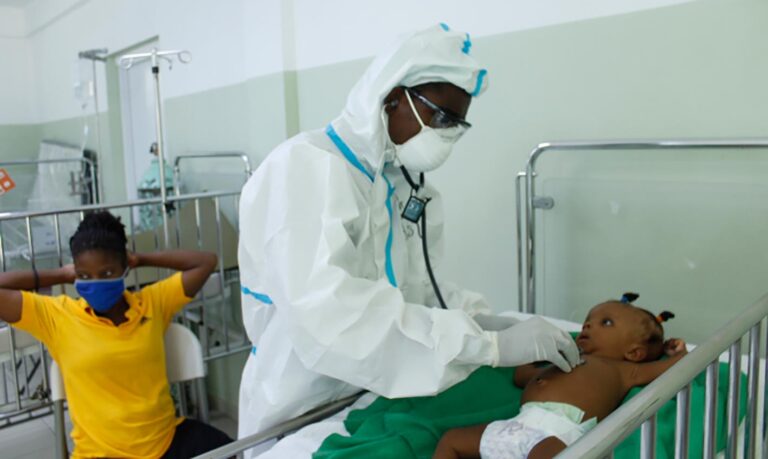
top-left (333, 23), bottom-right (488, 175)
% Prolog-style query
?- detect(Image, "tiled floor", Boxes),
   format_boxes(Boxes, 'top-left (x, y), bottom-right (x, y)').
top-left (0, 411), bottom-right (237, 458)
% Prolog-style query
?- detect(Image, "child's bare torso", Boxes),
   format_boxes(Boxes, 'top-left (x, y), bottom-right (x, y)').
top-left (521, 355), bottom-right (632, 421)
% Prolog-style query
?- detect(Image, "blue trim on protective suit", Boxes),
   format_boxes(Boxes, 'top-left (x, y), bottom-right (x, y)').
top-left (241, 286), bottom-right (273, 305)
top-left (381, 174), bottom-right (397, 287)
top-left (325, 124), bottom-right (374, 182)
top-left (462, 33), bottom-right (472, 54)
top-left (439, 23), bottom-right (450, 31)
top-left (251, 346), bottom-right (257, 355)
top-left (325, 124), bottom-right (397, 288)
top-left (472, 69), bottom-right (488, 97)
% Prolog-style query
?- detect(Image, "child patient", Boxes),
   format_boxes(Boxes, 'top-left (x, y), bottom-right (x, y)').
top-left (433, 293), bottom-right (687, 459)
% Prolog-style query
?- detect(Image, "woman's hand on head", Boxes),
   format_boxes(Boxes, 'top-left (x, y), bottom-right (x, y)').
top-left (127, 252), bottom-right (140, 269)
top-left (664, 338), bottom-right (687, 357)
top-left (59, 264), bottom-right (76, 284)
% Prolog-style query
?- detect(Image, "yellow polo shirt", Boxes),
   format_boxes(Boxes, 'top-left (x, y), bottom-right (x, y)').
top-left (14, 272), bottom-right (193, 458)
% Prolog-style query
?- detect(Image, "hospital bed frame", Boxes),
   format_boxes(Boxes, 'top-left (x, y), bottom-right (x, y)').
top-left (172, 151), bottom-right (252, 198)
top-left (0, 154), bottom-right (99, 206)
top-left (514, 139), bottom-right (768, 458)
top-left (194, 138), bottom-right (768, 459)
top-left (0, 190), bottom-right (244, 428)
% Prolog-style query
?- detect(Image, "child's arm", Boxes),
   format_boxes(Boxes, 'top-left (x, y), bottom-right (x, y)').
top-left (513, 363), bottom-right (542, 388)
top-left (0, 266), bottom-right (75, 322)
top-left (625, 339), bottom-right (688, 387)
top-left (130, 250), bottom-right (218, 298)
top-left (433, 424), bottom-right (487, 459)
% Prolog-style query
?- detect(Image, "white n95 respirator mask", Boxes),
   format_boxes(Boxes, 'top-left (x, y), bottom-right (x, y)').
top-left (382, 90), bottom-right (463, 173)
top-left (395, 127), bottom-right (455, 173)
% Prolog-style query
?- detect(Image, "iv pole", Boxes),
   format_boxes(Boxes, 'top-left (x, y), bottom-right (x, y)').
top-left (77, 48), bottom-right (108, 203)
top-left (117, 48), bottom-right (191, 249)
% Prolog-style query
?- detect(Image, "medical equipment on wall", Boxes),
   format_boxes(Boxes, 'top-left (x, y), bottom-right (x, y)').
top-left (117, 48), bottom-right (192, 248)
top-left (137, 142), bottom-right (175, 230)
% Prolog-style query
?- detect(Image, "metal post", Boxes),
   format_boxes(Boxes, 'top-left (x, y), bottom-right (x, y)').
top-left (53, 215), bottom-right (64, 295)
top-left (53, 399), bottom-right (68, 459)
top-left (640, 416), bottom-right (656, 459)
top-left (196, 377), bottom-right (209, 423)
top-left (2, 218), bottom-right (20, 411)
top-left (214, 197), bottom-right (229, 351)
top-left (233, 194), bottom-right (241, 230)
top-left (747, 324), bottom-right (760, 459)
top-left (514, 172), bottom-right (525, 312)
top-left (763, 317), bottom-right (768, 457)
top-left (194, 199), bottom-right (210, 357)
top-left (87, 59), bottom-right (102, 204)
top-left (148, 52), bottom-right (171, 250)
top-left (0, 220), bottom-right (5, 273)
top-left (524, 163), bottom-right (536, 313)
top-left (675, 385), bottom-right (691, 458)
top-left (172, 201), bottom-right (190, 328)
top-left (703, 360), bottom-right (719, 459)
top-left (727, 340), bottom-right (742, 458)
top-left (25, 217), bottom-right (49, 395)
top-left (128, 207), bottom-right (140, 290)
top-left (8, 328), bottom-right (21, 410)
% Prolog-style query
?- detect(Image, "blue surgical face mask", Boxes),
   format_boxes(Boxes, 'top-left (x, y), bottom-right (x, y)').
top-left (75, 268), bottom-right (129, 313)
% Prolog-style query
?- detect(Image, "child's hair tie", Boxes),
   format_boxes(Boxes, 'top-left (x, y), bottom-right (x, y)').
top-left (656, 311), bottom-right (675, 324)
top-left (620, 292), bottom-right (639, 304)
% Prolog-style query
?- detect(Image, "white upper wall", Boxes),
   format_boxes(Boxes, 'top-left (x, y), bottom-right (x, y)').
top-left (0, 5), bottom-right (26, 37)
top-left (0, 6), bottom-right (36, 124)
top-left (290, 0), bottom-right (695, 70)
top-left (1, 0), bottom-right (697, 124)
top-left (0, 37), bottom-right (36, 124)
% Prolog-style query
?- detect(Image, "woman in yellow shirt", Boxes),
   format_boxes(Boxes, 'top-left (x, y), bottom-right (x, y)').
top-left (0, 211), bottom-right (232, 458)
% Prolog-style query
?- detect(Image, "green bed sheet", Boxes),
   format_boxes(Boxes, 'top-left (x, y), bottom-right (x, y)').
top-left (314, 363), bottom-right (747, 459)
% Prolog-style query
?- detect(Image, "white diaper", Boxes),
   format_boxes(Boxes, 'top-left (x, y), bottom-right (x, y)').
top-left (479, 402), bottom-right (597, 459)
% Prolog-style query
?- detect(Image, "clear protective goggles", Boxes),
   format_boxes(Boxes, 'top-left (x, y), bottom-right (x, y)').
top-left (405, 88), bottom-right (471, 141)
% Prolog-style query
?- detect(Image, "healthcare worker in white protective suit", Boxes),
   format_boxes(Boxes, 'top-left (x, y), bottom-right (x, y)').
top-left (237, 24), bottom-right (580, 446)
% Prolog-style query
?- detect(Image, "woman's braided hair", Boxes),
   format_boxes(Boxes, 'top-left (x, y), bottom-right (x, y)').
top-left (69, 211), bottom-right (128, 266)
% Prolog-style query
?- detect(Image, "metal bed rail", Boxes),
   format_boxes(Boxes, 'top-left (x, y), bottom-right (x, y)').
top-left (559, 293), bottom-right (768, 459)
top-left (0, 190), bottom-right (246, 428)
top-left (516, 138), bottom-right (768, 313)
top-left (193, 392), bottom-right (365, 459)
top-left (172, 152), bottom-right (252, 197)
top-left (0, 156), bottom-right (99, 205)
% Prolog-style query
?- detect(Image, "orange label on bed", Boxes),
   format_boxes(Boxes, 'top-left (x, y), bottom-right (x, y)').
top-left (0, 168), bottom-right (16, 195)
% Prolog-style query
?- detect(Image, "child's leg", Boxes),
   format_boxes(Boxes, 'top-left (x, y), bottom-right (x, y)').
top-left (527, 436), bottom-right (567, 459)
top-left (433, 424), bottom-right (487, 459)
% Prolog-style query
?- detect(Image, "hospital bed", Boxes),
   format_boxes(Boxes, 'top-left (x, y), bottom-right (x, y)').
top-left (0, 140), bottom-right (98, 270)
top-left (197, 138), bottom-right (768, 459)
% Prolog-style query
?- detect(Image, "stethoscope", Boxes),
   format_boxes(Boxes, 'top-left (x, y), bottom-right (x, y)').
top-left (399, 166), bottom-right (448, 310)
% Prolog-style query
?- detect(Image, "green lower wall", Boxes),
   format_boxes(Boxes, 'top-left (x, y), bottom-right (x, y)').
top-left (0, 124), bottom-right (42, 162)
top-left (0, 124), bottom-right (43, 210)
top-left (206, 351), bottom-right (248, 419)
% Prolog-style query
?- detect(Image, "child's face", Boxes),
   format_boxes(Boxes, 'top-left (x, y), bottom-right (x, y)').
top-left (576, 302), bottom-right (656, 362)
top-left (74, 249), bottom-right (126, 281)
